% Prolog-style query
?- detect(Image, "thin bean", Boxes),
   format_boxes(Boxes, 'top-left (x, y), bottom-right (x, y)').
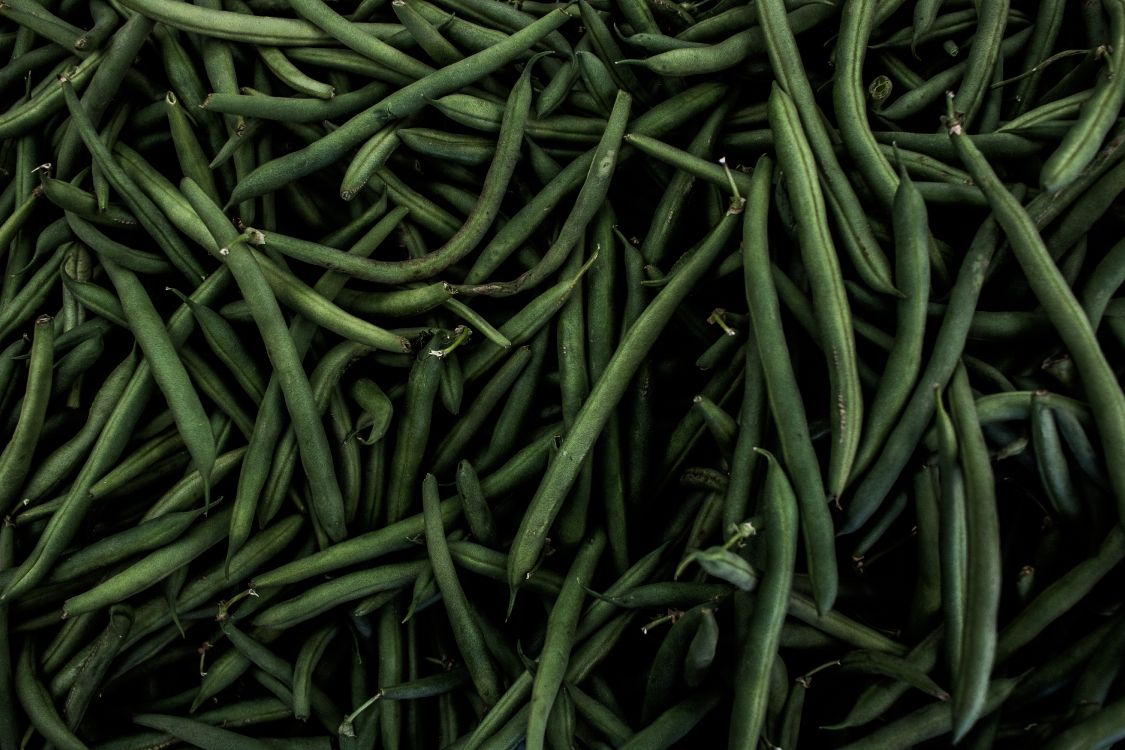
top-left (1040, 0), bottom-right (1125, 191)
top-left (228, 10), bottom-right (571, 204)
top-left (506, 190), bottom-right (744, 600)
top-left (0, 315), bottom-right (54, 513)
top-left (527, 529), bottom-right (606, 750)
top-left (758, 0), bottom-right (896, 294)
top-left (852, 158), bottom-right (931, 480)
top-left (728, 450), bottom-right (798, 749)
top-left (422, 474), bottom-right (503, 706)
top-left (949, 108), bottom-right (1125, 531)
top-left (741, 154), bottom-right (838, 614)
top-left (100, 257), bottom-right (217, 500)
top-left (769, 84), bottom-right (863, 501)
top-left (182, 178), bottom-right (348, 543)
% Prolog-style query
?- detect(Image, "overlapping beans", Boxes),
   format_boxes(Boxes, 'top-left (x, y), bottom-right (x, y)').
top-left (1, 0), bottom-right (1124, 747)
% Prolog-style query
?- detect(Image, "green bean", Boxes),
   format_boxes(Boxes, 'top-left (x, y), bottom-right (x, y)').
top-left (997, 526), bottom-right (1125, 663)
top-left (837, 677), bottom-right (1018, 750)
top-left (1046, 154), bottom-right (1125, 270)
top-left (48, 508), bottom-right (203, 586)
top-left (758, 0), bottom-right (896, 294)
top-left (0, 314), bottom-right (53, 513)
top-left (182, 178), bottom-right (350, 543)
top-left (60, 79), bottom-right (204, 282)
top-left (948, 108), bottom-right (1125, 531)
top-left (788, 590), bottom-right (906, 654)
top-left (204, 83), bottom-right (388, 125)
top-left (228, 10), bottom-right (571, 204)
top-left (252, 496), bottom-right (460, 589)
top-left (178, 348), bottom-right (255, 439)
top-left (507, 188), bottom-right (743, 601)
top-left (1030, 391), bottom-right (1084, 520)
top-left (40, 177), bottom-right (136, 230)
top-left (0, 190), bottom-right (41, 262)
top-left (60, 273), bottom-right (126, 328)
top-left (1010, 0), bottom-right (1066, 117)
top-left (396, 128), bottom-right (493, 166)
top-left (496, 90), bottom-right (631, 294)
top-left (839, 182), bottom-right (1023, 534)
top-left (255, 339), bottom-right (370, 526)
top-left (1043, 691), bottom-right (1125, 749)
top-left (852, 158), bottom-right (931, 480)
top-left (834, 0), bottom-right (898, 211)
top-left (63, 606), bottom-right (133, 729)
top-left (64, 213), bottom-right (170, 275)
top-left (15, 639), bottom-right (89, 750)
top-left (433, 347), bottom-right (533, 474)
top-left (638, 104), bottom-right (726, 267)
top-left (163, 91), bottom-right (218, 205)
top-left (954, 0), bottom-right (1010, 126)
top-left (625, 4), bottom-right (832, 76)
top-left (1068, 615), bottom-right (1125, 722)
top-left (621, 687), bottom-right (721, 750)
top-left (1040, 0), bottom-right (1125, 191)
top-left (568, 682), bottom-right (633, 746)
top-left (20, 349), bottom-right (133, 507)
top-left (729, 450), bottom-right (798, 749)
top-left (101, 257), bottom-right (217, 500)
top-left (256, 43), bottom-right (337, 99)
top-left (0, 49), bottom-right (104, 130)
top-left (392, 0), bottom-right (463, 65)
top-left (133, 713), bottom-right (281, 750)
top-left (422, 474), bottom-right (503, 706)
top-left (377, 333), bottom-right (443, 521)
top-left (0, 43), bottom-right (69, 93)
top-left (251, 249), bottom-right (411, 353)
top-left (769, 84), bottom-right (863, 501)
top-left (2, 258), bottom-right (220, 597)
top-left (116, 0), bottom-right (392, 45)
top-left (62, 506), bottom-right (232, 618)
top-left (944, 364), bottom-right (1001, 741)
top-left (624, 132), bottom-right (753, 196)
top-left (527, 529), bottom-right (605, 750)
top-left (740, 154), bottom-right (837, 613)
top-left (428, 0), bottom-right (572, 55)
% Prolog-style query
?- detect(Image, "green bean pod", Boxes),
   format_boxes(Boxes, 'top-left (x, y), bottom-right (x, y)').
top-left (728, 450), bottom-right (799, 749)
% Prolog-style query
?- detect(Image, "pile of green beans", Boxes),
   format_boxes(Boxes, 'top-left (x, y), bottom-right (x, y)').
top-left (2, 0), bottom-right (1125, 746)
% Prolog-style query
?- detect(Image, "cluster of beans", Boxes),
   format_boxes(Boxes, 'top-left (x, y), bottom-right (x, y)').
top-left (2, 0), bottom-right (1125, 746)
